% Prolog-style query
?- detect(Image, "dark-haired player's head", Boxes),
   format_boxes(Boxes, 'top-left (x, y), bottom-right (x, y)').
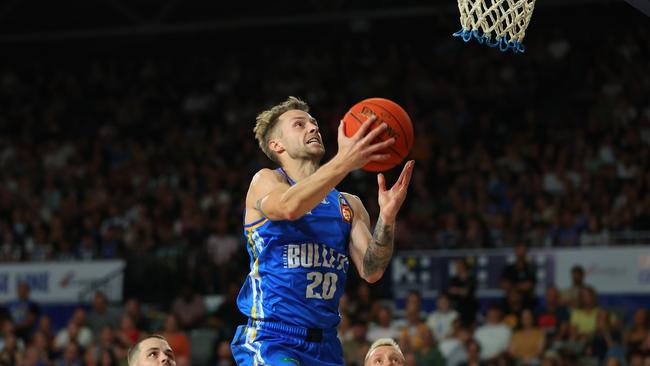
top-left (127, 335), bottom-right (175, 366)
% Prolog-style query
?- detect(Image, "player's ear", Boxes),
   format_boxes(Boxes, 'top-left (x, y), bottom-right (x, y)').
top-left (268, 139), bottom-right (285, 154)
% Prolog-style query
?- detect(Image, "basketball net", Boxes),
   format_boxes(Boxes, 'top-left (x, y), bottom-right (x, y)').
top-left (453, 0), bottom-right (536, 54)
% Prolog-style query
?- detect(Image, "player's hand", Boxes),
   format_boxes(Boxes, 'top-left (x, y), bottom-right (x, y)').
top-left (377, 160), bottom-right (414, 222)
top-left (334, 115), bottom-right (396, 172)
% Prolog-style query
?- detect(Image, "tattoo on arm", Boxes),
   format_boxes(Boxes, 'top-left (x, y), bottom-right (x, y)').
top-left (363, 217), bottom-right (394, 278)
top-left (255, 198), bottom-right (268, 218)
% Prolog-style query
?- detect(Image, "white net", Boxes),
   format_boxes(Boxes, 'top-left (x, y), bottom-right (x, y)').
top-left (454, 0), bottom-right (536, 53)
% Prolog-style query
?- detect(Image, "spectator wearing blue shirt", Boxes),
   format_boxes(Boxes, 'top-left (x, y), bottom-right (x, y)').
top-left (7, 281), bottom-right (40, 342)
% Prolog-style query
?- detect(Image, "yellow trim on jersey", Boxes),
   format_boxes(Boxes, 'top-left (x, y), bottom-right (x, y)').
top-left (246, 219), bottom-right (266, 320)
top-left (247, 230), bottom-right (258, 318)
top-left (245, 218), bottom-right (269, 231)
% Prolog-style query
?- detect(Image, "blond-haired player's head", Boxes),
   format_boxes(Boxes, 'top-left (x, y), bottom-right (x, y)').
top-left (254, 96), bottom-right (324, 165)
top-left (364, 338), bottom-right (405, 365)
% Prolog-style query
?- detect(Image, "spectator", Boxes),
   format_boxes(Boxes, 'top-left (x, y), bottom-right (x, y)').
top-left (343, 318), bottom-right (370, 366)
top-left (536, 286), bottom-right (570, 340)
top-left (441, 325), bottom-right (473, 366)
top-left (0, 331), bottom-right (23, 366)
top-left (426, 292), bottom-right (459, 342)
top-left (473, 305), bottom-right (512, 361)
top-left (87, 292), bottom-right (120, 337)
top-left (115, 314), bottom-right (140, 349)
top-left (26, 331), bottom-right (53, 366)
top-left (161, 314), bottom-right (191, 366)
top-left (77, 233), bottom-right (98, 261)
top-left (624, 308), bottom-right (648, 353)
top-left (96, 326), bottom-right (117, 354)
top-left (579, 216), bottom-right (609, 246)
top-left (171, 284), bottom-right (207, 330)
top-left (501, 288), bottom-right (526, 329)
top-left (509, 309), bottom-right (545, 365)
top-left (550, 324), bottom-right (586, 358)
top-left (458, 339), bottom-right (482, 366)
top-left (98, 225), bottom-right (124, 260)
top-left (588, 309), bottom-right (625, 363)
top-left (447, 258), bottom-right (478, 327)
top-left (569, 287), bottom-right (600, 337)
top-left (414, 328), bottom-right (445, 366)
top-left (397, 292), bottom-right (429, 352)
top-left (560, 265), bottom-right (593, 308)
top-left (500, 242), bottom-right (537, 309)
top-left (35, 315), bottom-right (55, 345)
top-left (22, 345), bottom-right (49, 366)
top-left (214, 340), bottom-right (235, 366)
top-left (54, 341), bottom-right (82, 366)
top-left (123, 298), bottom-right (150, 333)
top-left (6, 281), bottom-right (40, 342)
top-left (348, 282), bottom-right (375, 324)
top-left (53, 309), bottom-right (93, 352)
top-left (367, 305), bottom-right (400, 342)
top-left (98, 348), bottom-right (117, 366)
top-left (436, 213), bottom-right (462, 249)
top-left (83, 344), bottom-right (99, 366)
top-left (205, 219), bottom-right (241, 292)
top-left (212, 282), bottom-right (247, 341)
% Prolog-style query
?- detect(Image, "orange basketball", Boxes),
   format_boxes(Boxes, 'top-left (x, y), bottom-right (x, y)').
top-left (342, 97), bottom-right (414, 172)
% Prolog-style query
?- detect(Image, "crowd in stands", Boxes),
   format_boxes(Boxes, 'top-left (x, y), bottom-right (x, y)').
top-left (2, 246), bottom-right (650, 365)
top-left (0, 1), bottom-right (648, 365)
top-left (0, 4), bottom-right (648, 271)
top-left (339, 248), bottom-right (650, 366)
top-left (0, 282), bottom-right (244, 365)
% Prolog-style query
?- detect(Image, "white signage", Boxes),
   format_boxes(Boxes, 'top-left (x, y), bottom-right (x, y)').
top-left (554, 247), bottom-right (650, 294)
top-left (0, 260), bottom-right (125, 303)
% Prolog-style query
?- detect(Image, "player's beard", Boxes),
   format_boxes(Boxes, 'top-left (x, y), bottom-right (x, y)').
top-left (287, 143), bottom-right (325, 162)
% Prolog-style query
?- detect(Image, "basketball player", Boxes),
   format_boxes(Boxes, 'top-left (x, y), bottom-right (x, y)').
top-left (231, 97), bottom-right (414, 365)
top-left (127, 335), bottom-right (176, 366)
top-left (364, 338), bottom-right (406, 366)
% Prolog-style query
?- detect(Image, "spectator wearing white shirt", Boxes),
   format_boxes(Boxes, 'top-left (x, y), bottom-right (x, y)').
top-left (53, 308), bottom-right (93, 351)
top-left (367, 305), bottom-right (401, 342)
top-left (474, 304), bottom-right (512, 361)
top-left (426, 292), bottom-right (458, 342)
top-left (440, 323), bottom-right (473, 366)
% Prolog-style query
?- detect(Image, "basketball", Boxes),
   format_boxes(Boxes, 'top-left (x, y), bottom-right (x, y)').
top-left (342, 97), bottom-right (414, 172)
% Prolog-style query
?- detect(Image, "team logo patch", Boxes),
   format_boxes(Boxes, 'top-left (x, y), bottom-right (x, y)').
top-left (339, 194), bottom-right (353, 223)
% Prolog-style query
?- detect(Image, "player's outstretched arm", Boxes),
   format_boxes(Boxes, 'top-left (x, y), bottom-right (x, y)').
top-left (250, 116), bottom-right (395, 222)
top-left (347, 160), bottom-right (414, 283)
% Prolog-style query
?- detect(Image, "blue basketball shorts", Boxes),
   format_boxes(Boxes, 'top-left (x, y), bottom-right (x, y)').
top-left (231, 319), bottom-right (344, 366)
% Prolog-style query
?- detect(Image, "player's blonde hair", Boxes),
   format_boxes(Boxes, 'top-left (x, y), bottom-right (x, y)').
top-left (254, 96), bottom-right (310, 163)
top-left (364, 338), bottom-right (405, 364)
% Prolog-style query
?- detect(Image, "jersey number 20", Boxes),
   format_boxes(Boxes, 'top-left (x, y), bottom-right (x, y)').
top-left (306, 272), bottom-right (338, 299)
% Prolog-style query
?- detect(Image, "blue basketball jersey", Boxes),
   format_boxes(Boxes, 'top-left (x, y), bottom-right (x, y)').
top-left (236, 168), bottom-right (353, 329)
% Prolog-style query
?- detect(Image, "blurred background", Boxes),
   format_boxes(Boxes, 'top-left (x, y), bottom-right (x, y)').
top-left (0, 0), bottom-right (649, 365)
